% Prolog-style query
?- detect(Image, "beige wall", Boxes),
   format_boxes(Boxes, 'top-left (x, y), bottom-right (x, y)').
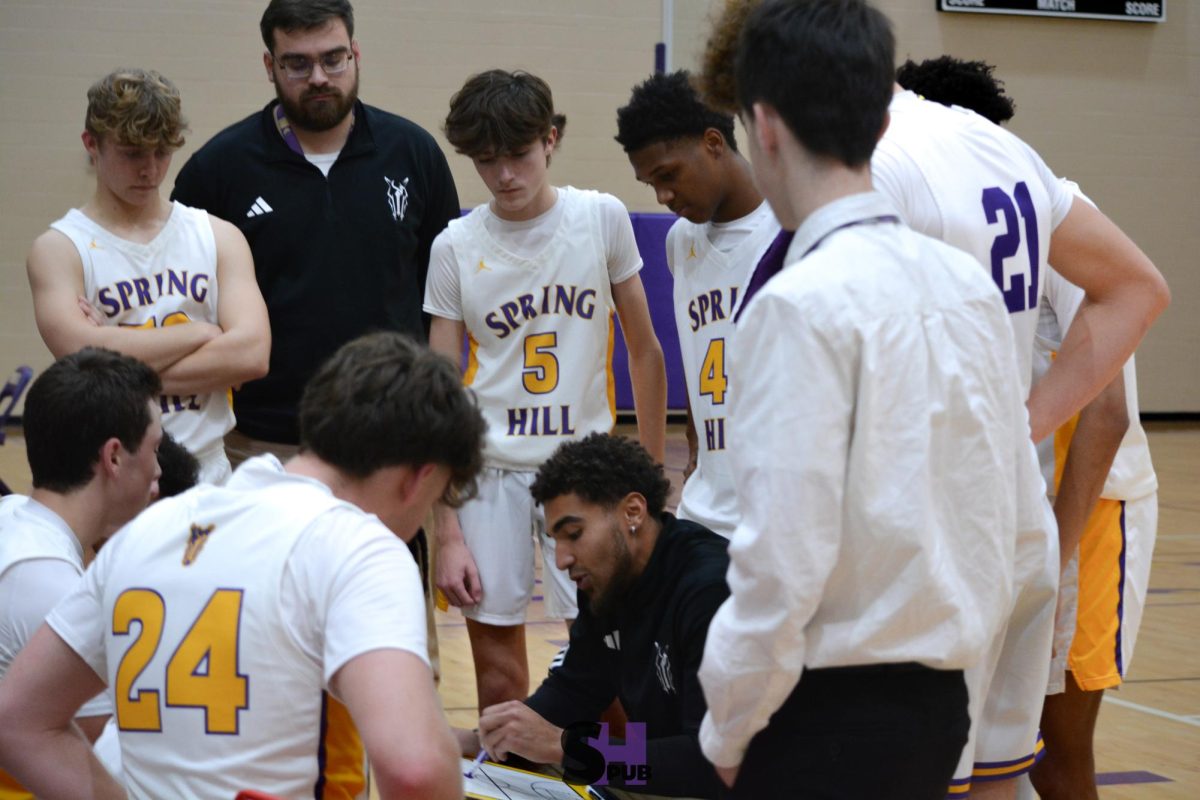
top-left (1, 1), bottom-right (1196, 411)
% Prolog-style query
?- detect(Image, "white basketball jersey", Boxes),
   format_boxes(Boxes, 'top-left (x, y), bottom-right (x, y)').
top-left (50, 202), bottom-right (234, 467)
top-left (668, 202), bottom-right (780, 538)
top-left (448, 187), bottom-right (619, 469)
top-left (873, 91), bottom-right (1074, 397)
top-left (47, 458), bottom-right (425, 799)
top-left (1033, 184), bottom-right (1156, 502)
top-left (0, 496), bottom-right (81, 676)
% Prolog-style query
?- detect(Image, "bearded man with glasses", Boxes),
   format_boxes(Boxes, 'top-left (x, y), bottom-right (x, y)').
top-left (171, 4), bottom-right (460, 794)
top-left (172, 0), bottom-right (461, 469)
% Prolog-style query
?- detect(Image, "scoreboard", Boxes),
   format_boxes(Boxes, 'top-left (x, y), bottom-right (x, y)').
top-left (938, 1), bottom-right (1165, 22)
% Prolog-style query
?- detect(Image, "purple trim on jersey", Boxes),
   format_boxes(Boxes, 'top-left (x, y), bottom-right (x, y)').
top-left (1116, 500), bottom-right (1128, 677)
top-left (735, 229), bottom-right (794, 323)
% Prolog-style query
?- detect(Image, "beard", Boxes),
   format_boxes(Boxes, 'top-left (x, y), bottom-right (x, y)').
top-left (275, 68), bottom-right (359, 132)
top-left (587, 523), bottom-right (638, 622)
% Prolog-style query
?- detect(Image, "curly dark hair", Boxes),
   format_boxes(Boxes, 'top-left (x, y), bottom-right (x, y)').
top-left (698, 0), bottom-right (762, 112)
top-left (299, 331), bottom-right (486, 507)
top-left (155, 432), bottom-right (200, 498)
top-left (896, 56), bottom-right (1015, 125)
top-left (615, 70), bottom-right (738, 154)
top-left (530, 433), bottom-right (671, 518)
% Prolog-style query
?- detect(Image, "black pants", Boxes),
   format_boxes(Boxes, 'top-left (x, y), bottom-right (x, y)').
top-left (727, 664), bottom-right (968, 800)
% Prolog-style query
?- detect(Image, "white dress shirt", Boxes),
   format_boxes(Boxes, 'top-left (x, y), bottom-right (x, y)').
top-left (698, 192), bottom-right (1044, 768)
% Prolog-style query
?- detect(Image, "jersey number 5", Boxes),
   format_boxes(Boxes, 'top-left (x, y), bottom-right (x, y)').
top-left (981, 181), bottom-right (1040, 314)
top-left (113, 588), bottom-right (249, 735)
top-left (523, 332), bottom-right (560, 394)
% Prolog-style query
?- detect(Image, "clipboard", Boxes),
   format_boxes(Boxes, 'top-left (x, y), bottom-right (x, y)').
top-left (461, 756), bottom-right (594, 799)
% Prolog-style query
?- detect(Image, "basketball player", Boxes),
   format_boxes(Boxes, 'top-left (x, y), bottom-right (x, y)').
top-left (871, 70), bottom-right (1167, 800)
top-left (27, 68), bottom-right (270, 484)
top-left (899, 55), bottom-right (1159, 800)
top-left (426, 69), bottom-right (667, 712)
top-left (0, 347), bottom-right (162, 797)
top-left (693, 3), bottom-right (1044, 796)
top-left (697, 3), bottom-right (1167, 797)
top-left (615, 70), bottom-right (780, 539)
top-left (0, 332), bottom-right (485, 800)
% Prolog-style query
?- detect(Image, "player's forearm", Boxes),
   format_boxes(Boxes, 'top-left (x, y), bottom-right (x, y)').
top-left (628, 345), bottom-right (667, 463)
top-left (41, 319), bottom-right (217, 374)
top-left (373, 727), bottom-right (463, 800)
top-left (157, 327), bottom-right (270, 395)
top-left (1050, 374), bottom-right (1128, 567)
top-left (0, 725), bottom-right (124, 800)
top-left (1027, 289), bottom-right (1163, 442)
top-left (432, 502), bottom-right (466, 547)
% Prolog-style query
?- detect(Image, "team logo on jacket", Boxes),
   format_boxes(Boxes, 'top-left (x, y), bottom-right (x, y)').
top-left (385, 176), bottom-right (410, 221)
top-left (653, 641), bottom-right (676, 694)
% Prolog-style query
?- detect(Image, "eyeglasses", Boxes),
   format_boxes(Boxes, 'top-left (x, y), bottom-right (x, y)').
top-left (275, 49), bottom-right (353, 80)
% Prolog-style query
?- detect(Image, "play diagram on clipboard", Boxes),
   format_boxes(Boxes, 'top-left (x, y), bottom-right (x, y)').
top-left (462, 756), bottom-right (593, 800)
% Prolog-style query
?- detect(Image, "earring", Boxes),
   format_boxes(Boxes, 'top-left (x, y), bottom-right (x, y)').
top-left (630, 523), bottom-right (638, 536)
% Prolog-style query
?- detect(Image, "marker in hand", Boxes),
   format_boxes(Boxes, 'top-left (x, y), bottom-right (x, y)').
top-left (464, 748), bottom-right (487, 779)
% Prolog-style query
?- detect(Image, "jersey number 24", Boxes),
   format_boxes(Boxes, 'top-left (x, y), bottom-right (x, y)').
top-left (112, 588), bottom-right (248, 735)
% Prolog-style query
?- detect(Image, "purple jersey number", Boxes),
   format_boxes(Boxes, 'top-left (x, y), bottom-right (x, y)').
top-left (981, 181), bottom-right (1040, 314)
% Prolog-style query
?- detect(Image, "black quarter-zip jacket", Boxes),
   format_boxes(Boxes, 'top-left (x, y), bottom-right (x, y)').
top-left (526, 514), bottom-right (730, 798)
top-left (172, 100), bottom-right (460, 443)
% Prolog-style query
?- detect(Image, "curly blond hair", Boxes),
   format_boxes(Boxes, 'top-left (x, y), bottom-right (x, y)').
top-left (699, 0), bottom-right (762, 113)
top-left (85, 68), bottom-right (187, 150)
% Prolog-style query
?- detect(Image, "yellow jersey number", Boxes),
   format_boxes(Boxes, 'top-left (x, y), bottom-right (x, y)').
top-left (523, 332), bottom-right (560, 394)
top-left (113, 588), bottom-right (249, 734)
top-left (699, 337), bottom-right (728, 405)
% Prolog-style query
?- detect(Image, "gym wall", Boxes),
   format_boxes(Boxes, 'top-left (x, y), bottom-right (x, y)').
top-left (1, 0), bottom-right (1195, 411)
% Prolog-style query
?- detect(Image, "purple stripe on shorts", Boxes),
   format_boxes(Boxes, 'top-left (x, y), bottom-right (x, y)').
top-left (1116, 500), bottom-right (1127, 677)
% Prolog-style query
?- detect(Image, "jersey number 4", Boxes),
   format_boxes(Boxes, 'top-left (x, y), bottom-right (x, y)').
top-left (699, 338), bottom-right (728, 405)
top-left (982, 181), bottom-right (1040, 314)
top-left (113, 588), bottom-right (249, 735)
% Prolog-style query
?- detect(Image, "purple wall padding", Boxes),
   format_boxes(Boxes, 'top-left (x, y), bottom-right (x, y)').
top-left (612, 213), bottom-right (687, 411)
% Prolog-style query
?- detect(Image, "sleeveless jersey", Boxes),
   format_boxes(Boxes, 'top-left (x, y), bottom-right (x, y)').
top-left (446, 187), bottom-right (619, 469)
top-left (667, 203), bottom-right (780, 538)
top-left (873, 91), bottom-right (1074, 397)
top-left (46, 457), bottom-right (426, 799)
top-left (50, 202), bottom-right (234, 468)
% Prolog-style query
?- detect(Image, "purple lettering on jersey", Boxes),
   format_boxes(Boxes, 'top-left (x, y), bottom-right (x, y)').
top-left (115, 281), bottom-right (135, 312)
top-left (134, 278), bottom-right (153, 307)
top-left (98, 287), bottom-right (121, 317)
top-left (190, 274), bottom-right (209, 304)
